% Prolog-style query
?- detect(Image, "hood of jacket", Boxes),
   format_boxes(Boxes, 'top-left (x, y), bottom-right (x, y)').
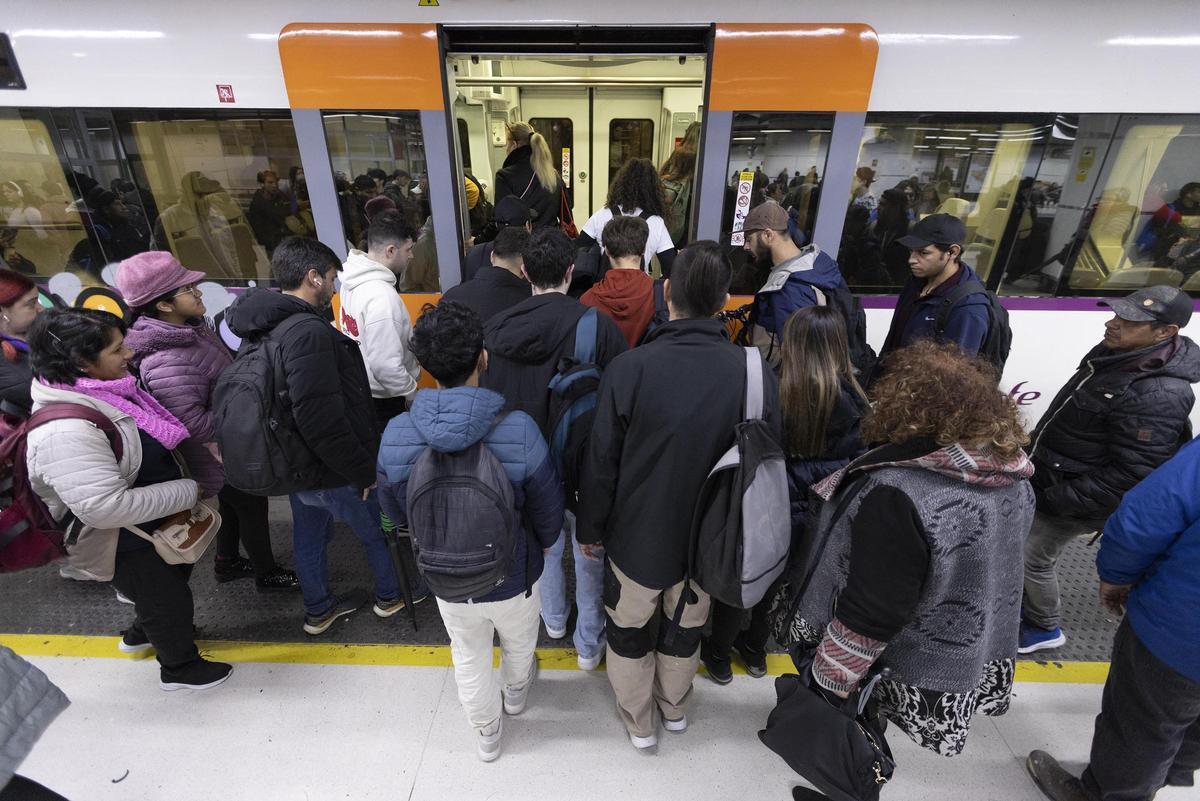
top-left (584, 270), bottom-right (653, 320)
top-left (758, 245), bottom-right (845, 294)
top-left (124, 316), bottom-right (215, 367)
top-left (501, 145), bottom-right (532, 171)
top-left (225, 287), bottom-right (319, 339)
top-left (484, 293), bottom-right (587, 364)
top-left (408, 386), bottom-right (506, 453)
top-left (340, 249), bottom-right (398, 292)
top-left (1082, 334), bottom-right (1200, 383)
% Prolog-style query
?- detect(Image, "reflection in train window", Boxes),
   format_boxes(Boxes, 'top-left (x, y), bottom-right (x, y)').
top-left (609, 119), bottom-right (654, 183)
top-left (322, 112), bottom-right (437, 292)
top-left (720, 112), bottom-right (833, 295)
top-left (842, 113), bottom-right (1061, 293)
top-left (530, 118), bottom-right (574, 206)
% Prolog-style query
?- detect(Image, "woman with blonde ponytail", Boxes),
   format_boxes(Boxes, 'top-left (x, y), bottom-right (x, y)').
top-left (494, 122), bottom-right (561, 229)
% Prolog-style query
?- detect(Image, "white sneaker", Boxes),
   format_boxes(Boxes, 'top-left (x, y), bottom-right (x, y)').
top-left (503, 662), bottom-right (537, 716)
top-left (577, 651), bottom-right (604, 671)
top-left (58, 564), bottom-right (101, 582)
top-left (544, 622), bottom-right (567, 639)
top-left (662, 714), bottom-right (688, 733)
top-left (477, 717), bottom-right (502, 762)
top-left (629, 731), bottom-right (658, 753)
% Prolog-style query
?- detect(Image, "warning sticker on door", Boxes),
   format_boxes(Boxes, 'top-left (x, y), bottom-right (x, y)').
top-left (562, 148), bottom-right (571, 188)
top-left (730, 171), bottom-right (756, 246)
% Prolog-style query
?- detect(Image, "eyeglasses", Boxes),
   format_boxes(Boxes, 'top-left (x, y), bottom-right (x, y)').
top-left (170, 285), bottom-right (202, 300)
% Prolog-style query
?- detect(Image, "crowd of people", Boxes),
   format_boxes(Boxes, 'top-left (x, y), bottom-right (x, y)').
top-left (0, 133), bottom-right (1197, 801)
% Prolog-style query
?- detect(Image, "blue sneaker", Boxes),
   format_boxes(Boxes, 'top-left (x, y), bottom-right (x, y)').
top-left (1018, 623), bottom-right (1066, 654)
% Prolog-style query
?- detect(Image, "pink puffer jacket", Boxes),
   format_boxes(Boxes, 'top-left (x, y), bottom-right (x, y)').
top-left (124, 316), bottom-right (233, 496)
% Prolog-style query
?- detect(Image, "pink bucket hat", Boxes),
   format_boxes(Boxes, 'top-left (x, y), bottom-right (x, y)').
top-left (115, 252), bottom-right (207, 308)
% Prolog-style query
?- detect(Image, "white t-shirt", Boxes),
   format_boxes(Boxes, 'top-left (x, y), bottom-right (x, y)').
top-left (581, 205), bottom-right (675, 269)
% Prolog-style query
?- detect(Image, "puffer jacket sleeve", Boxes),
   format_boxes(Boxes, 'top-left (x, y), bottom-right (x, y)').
top-left (138, 349), bottom-right (218, 443)
top-left (517, 414), bottom-right (564, 549)
top-left (0, 646), bottom-right (69, 787)
top-left (283, 321), bottom-right (377, 489)
top-left (376, 415), bottom-right (424, 527)
top-left (28, 421), bottom-right (197, 529)
top-left (1042, 379), bottom-right (1194, 519)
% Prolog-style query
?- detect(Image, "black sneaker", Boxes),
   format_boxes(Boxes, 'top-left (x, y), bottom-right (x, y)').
top-left (700, 641), bottom-right (733, 685)
top-left (256, 568), bottom-right (300, 591)
top-left (117, 628), bottom-right (153, 654)
top-left (160, 659), bottom-right (233, 692)
top-left (214, 557), bottom-right (256, 583)
top-left (732, 634), bottom-right (768, 679)
top-left (303, 589), bottom-right (368, 635)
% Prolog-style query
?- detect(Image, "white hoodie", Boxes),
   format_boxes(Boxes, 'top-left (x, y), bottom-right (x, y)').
top-left (338, 250), bottom-right (420, 399)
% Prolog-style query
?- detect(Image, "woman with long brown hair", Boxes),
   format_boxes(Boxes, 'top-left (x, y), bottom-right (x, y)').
top-left (494, 122), bottom-right (561, 229)
top-left (578, 157), bottom-right (678, 276)
top-left (776, 341), bottom-right (1035, 764)
top-left (703, 305), bottom-right (868, 683)
top-left (659, 121), bottom-right (699, 245)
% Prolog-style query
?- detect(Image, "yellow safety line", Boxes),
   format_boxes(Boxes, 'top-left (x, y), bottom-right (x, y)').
top-left (0, 633), bottom-right (1110, 683)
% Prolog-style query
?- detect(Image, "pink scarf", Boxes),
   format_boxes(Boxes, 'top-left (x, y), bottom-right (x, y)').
top-left (46, 375), bottom-right (189, 450)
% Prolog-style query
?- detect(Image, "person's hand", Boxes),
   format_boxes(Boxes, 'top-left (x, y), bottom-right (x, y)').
top-left (361, 483), bottom-right (377, 501)
top-left (579, 543), bottom-right (603, 561)
top-left (1099, 580), bottom-right (1133, 617)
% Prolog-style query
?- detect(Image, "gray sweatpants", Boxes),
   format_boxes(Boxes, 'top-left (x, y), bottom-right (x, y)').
top-left (1021, 510), bottom-right (1096, 630)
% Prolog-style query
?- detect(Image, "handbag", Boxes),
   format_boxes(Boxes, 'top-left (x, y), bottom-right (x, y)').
top-left (559, 187), bottom-right (578, 238)
top-left (759, 656), bottom-right (895, 801)
top-left (128, 498), bottom-right (220, 565)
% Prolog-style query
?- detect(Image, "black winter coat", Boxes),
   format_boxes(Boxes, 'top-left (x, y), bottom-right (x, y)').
top-left (494, 146), bottom-right (559, 229)
top-left (441, 265), bottom-right (531, 324)
top-left (0, 347), bottom-right (32, 414)
top-left (576, 318), bottom-right (781, 589)
top-left (481, 292), bottom-right (627, 436)
top-left (225, 288), bottom-right (380, 490)
top-left (785, 381), bottom-right (868, 531)
top-left (1030, 335), bottom-right (1200, 523)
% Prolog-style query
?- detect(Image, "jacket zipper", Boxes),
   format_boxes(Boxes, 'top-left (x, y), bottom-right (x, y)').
top-left (1030, 360), bottom-right (1097, 460)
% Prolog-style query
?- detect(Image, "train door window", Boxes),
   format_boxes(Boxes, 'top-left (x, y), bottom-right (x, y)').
top-left (322, 111), bottom-right (437, 291)
top-left (840, 113), bottom-right (1056, 293)
top-left (608, 119), bottom-right (654, 183)
top-left (720, 113), bottom-right (833, 294)
top-left (529, 118), bottom-right (574, 207)
top-left (457, 118), bottom-right (472, 169)
top-left (0, 108), bottom-right (91, 281)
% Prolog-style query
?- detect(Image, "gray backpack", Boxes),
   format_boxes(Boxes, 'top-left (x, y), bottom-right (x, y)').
top-left (405, 422), bottom-right (519, 603)
top-left (689, 347), bottom-right (791, 608)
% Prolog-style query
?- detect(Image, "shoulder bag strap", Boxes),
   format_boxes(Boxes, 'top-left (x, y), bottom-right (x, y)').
top-left (573, 307), bottom-right (598, 364)
top-left (28, 403), bottom-right (124, 462)
top-left (743, 347), bottom-right (763, 421)
top-left (934, 279), bottom-right (987, 336)
top-left (520, 173), bottom-right (537, 199)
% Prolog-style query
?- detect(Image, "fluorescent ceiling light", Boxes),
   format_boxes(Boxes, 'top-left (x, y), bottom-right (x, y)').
top-left (1107, 35), bottom-right (1200, 46)
top-left (761, 129), bottom-right (792, 133)
top-left (732, 137), bottom-right (756, 141)
top-left (13, 28), bottom-right (165, 39)
top-left (879, 33), bottom-right (1018, 43)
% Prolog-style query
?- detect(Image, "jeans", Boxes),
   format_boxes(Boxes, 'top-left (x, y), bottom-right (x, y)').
top-left (540, 511), bottom-right (606, 659)
top-left (110, 548), bottom-right (198, 673)
top-left (437, 580), bottom-right (543, 730)
top-left (1083, 620), bottom-right (1200, 799)
top-left (1022, 510), bottom-right (1096, 630)
top-left (288, 486), bottom-right (400, 617)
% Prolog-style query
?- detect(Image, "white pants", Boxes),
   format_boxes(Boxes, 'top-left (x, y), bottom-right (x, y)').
top-left (436, 581), bottom-right (542, 730)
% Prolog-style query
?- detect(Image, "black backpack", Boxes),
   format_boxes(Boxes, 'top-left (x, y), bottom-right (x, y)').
top-left (821, 284), bottom-right (877, 380)
top-left (405, 418), bottom-right (520, 603)
top-left (213, 315), bottom-right (321, 496)
top-left (546, 308), bottom-right (602, 513)
top-left (465, 173), bottom-right (493, 237)
top-left (934, 279), bottom-right (1012, 375)
top-left (637, 279), bottom-right (670, 345)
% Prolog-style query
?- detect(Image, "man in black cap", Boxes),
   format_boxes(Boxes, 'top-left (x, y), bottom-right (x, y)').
top-left (441, 226), bottom-right (531, 323)
top-left (463, 196), bottom-right (532, 282)
top-left (876, 212), bottom-right (992, 364)
top-left (1020, 284), bottom-right (1200, 654)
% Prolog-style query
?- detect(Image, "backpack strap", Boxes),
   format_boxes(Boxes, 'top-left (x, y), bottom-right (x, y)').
top-left (27, 403), bottom-right (123, 462)
top-left (743, 347), bottom-right (764, 421)
top-left (933, 279), bottom-right (988, 338)
top-left (573, 307), bottom-right (599, 364)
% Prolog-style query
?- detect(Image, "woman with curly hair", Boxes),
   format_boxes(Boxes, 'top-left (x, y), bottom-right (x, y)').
top-left (578, 158), bottom-right (677, 276)
top-left (776, 340), bottom-right (1036, 761)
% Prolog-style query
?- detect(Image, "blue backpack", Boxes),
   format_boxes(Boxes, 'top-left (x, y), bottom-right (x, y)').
top-left (546, 308), bottom-right (601, 512)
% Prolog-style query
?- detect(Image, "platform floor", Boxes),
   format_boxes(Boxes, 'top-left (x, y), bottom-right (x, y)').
top-left (0, 500), bottom-right (1120, 664)
top-left (8, 651), bottom-right (1197, 801)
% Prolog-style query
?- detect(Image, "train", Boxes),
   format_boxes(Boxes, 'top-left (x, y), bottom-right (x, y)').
top-left (2, 2), bottom-right (1199, 425)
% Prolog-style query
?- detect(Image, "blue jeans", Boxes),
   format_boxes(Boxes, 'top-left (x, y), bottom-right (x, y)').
top-left (540, 511), bottom-right (606, 659)
top-left (289, 486), bottom-right (400, 617)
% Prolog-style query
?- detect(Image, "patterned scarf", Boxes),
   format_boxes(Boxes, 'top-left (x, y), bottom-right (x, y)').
top-left (45, 375), bottom-right (189, 450)
top-left (813, 441), bottom-right (1033, 501)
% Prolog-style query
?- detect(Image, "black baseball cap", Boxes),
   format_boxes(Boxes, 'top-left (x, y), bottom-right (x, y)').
top-left (898, 213), bottom-right (966, 250)
top-left (494, 195), bottom-right (531, 227)
top-left (1101, 285), bottom-right (1193, 328)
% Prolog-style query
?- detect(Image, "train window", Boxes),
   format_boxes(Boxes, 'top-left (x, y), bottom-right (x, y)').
top-left (322, 112), bottom-right (438, 292)
top-left (530, 118), bottom-right (574, 207)
top-left (720, 112), bottom-right (834, 294)
top-left (1001, 115), bottom-right (1200, 296)
top-left (457, 118), bottom-right (472, 169)
top-left (609, 119), bottom-right (654, 183)
top-left (841, 112), bottom-right (1058, 293)
top-left (0, 109), bottom-right (91, 282)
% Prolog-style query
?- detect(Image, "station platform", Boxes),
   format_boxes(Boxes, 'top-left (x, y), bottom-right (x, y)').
top-left (0, 500), bottom-right (1120, 665)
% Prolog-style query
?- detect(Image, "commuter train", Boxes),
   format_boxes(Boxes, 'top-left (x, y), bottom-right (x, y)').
top-left (3, 2), bottom-right (1200, 427)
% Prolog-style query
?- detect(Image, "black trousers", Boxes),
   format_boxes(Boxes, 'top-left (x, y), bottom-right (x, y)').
top-left (704, 598), bottom-right (770, 660)
top-left (1083, 619), bottom-right (1200, 799)
top-left (215, 484), bottom-right (277, 574)
top-left (373, 396), bottom-right (407, 430)
top-left (0, 776), bottom-right (69, 800)
top-left (110, 547), bottom-right (199, 673)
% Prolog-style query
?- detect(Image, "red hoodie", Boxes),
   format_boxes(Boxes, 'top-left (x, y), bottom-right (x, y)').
top-left (581, 269), bottom-right (655, 348)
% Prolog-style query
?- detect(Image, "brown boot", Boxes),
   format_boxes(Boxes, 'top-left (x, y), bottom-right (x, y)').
top-left (1026, 751), bottom-right (1099, 801)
